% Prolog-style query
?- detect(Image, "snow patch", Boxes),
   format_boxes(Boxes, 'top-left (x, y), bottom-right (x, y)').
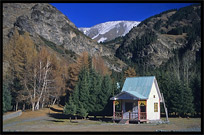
top-left (92, 33), bottom-right (99, 39)
top-left (79, 21), bottom-right (141, 42)
top-left (98, 37), bottom-right (107, 43)
top-left (78, 27), bottom-right (90, 35)
top-left (122, 21), bottom-right (140, 36)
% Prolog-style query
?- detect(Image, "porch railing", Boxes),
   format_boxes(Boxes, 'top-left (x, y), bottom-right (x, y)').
top-left (139, 112), bottom-right (146, 120)
top-left (115, 112), bottom-right (122, 119)
top-left (114, 112), bottom-right (146, 120)
top-left (129, 112), bottom-right (138, 120)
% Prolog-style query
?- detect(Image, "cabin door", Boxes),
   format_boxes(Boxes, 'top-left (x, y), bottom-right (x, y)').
top-left (123, 102), bottom-right (133, 119)
top-left (139, 101), bottom-right (146, 120)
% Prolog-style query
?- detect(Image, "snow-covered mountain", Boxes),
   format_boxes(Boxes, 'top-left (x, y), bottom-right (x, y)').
top-left (79, 21), bottom-right (140, 43)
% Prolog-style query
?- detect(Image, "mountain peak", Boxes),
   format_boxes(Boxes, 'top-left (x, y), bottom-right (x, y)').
top-left (79, 21), bottom-right (140, 43)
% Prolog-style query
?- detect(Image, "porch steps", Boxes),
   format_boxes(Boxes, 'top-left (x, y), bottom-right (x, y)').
top-left (119, 119), bottom-right (129, 124)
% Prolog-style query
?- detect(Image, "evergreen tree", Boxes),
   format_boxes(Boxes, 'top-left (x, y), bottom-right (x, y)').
top-left (190, 76), bottom-right (201, 115)
top-left (3, 82), bottom-right (12, 113)
top-left (98, 75), bottom-right (112, 115)
top-left (88, 69), bottom-right (102, 113)
top-left (78, 68), bottom-right (90, 111)
top-left (181, 84), bottom-right (194, 116)
top-left (63, 96), bottom-right (76, 116)
top-left (72, 84), bottom-right (79, 111)
top-left (166, 73), bottom-right (184, 116)
top-left (78, 103), bottom-right (88, 119)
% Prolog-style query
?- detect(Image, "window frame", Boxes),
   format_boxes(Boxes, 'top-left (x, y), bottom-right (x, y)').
top-left (154, 102), bottom-right (158, 112)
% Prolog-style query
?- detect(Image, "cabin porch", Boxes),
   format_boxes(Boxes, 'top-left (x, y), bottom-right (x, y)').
top-left (112, 100), bottom-right (147, 123)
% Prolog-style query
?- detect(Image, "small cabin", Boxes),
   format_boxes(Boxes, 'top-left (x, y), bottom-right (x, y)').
top-left (110, 76), bottom-right (163, 123)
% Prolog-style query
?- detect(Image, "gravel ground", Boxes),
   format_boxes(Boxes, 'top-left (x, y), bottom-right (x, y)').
top-left (3, 107), bottom-right (201, 132)
top-left (3, 118), bottom-right (201, 132)
top-left (3, 116), bottom-right (50, 129)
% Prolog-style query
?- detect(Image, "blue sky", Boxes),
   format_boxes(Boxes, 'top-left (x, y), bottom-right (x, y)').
top-left (50, 3), bottom-right (194, 28)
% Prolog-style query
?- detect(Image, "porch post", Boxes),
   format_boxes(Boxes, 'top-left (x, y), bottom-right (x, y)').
top-left (159, 99), bottom-right (160, 120)
top-left (113, 100), bottom-right (115, 120)
top-left (145, 100), bottom-right (147, 120)
top-left (138, 100), bottom-right (140, 121)
top-left (121, 100), bottom-right (123, 119)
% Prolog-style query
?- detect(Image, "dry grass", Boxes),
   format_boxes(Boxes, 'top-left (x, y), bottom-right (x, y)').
top-left (3, 105), bottom-right (201, 132)
top-left (3, 105), bottom-right (63, 123)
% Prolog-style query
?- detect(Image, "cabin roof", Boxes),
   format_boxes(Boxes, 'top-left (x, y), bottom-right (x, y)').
top-left (122, 76), bottom-right (155, 99)
top-left (111, 76), bottom-right (157, 100)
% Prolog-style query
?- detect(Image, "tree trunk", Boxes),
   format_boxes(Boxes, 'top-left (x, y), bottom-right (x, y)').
top-left (42, 102), bottom-right (44, 109)
top-left (32, 102), bottom-right (35, 111)
top-left (15, 102), bottom-right (18, 111)
top-left (52, 98), bottom-right (57, 106)
top-left (35, 101), bottom-right (40, 110)
top-left (41, 96), bottom-right (45, 109)
top-left (23, 103), bottom-right (25, 111)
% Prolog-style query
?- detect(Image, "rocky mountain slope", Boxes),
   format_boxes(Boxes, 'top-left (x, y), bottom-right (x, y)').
top-left (79, 21), bottom-right (140, 43)
top-left (3, 3), bottom-right (201, 74)
top-left (115, 4), bottom-right (201, 72)
top-left (3, 3), bottom-right (127, 72)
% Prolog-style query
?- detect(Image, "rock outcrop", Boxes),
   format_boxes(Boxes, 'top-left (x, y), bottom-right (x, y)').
top-left (3, 3), bottom-right (127, 72)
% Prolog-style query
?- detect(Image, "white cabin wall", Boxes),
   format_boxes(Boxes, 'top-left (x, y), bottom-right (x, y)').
top-left (147, 81), bottom-right (160, 120)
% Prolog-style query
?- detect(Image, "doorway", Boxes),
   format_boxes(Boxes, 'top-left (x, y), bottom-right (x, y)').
top-left (139, 103), bottom-right (146, 119)
top-left (125, 102), bottom-right (133, 112)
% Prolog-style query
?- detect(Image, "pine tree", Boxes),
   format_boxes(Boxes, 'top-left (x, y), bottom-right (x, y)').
top-left (181, 84), bottom-right (194, 116)
top-left (3, 82), bottom-right (12, 113)
top-left (72, 84), bottom-right (79, 111)
top-left (88, 69), bottom-right (101, 113)
top-left (167, 73), bottom-right (188, 116)
top-left (190, 76), bottom-right (201, 115)
top-left (98, 75), bottom-right (112, 114)
top-left (78, 68), bottom-right (90, 111)
top-left (63, 96), bottom-right (76, 117)
top-left (78, 103), bottom-right (88, 119)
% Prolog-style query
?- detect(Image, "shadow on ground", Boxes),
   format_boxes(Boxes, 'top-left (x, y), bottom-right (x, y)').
top-left (48, 113), bottom-right (70, 119)
top-left (46, 119), bottom-right (64, 122)
top-left (48, 113), bottom-right (113, 123)
top-left (88, 117), bottom-right (113, 123)
top-left (50, 107), bottom-right (63, 113)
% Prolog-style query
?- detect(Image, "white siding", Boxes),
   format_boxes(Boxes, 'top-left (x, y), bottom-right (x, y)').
top-left (147, 80), bottom-right (160, 120)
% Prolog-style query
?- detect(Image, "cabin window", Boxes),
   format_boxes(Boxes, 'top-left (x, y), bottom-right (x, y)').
top-left (154, 103), bottom-right (158, 112)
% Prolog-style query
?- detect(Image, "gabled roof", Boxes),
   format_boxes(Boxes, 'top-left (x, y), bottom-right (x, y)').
top-left (111, 76), bottom-right (157, 100)
top-left (122, 76), bottom-right (155, 98)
